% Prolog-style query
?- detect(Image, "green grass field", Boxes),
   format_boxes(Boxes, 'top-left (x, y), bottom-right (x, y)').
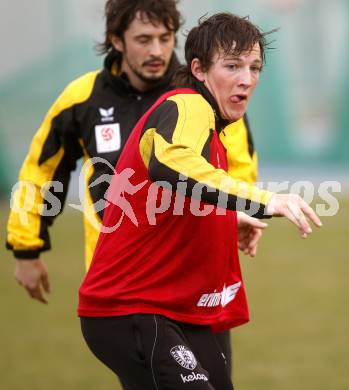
top-left (1, 198), bottom-right (348, 390)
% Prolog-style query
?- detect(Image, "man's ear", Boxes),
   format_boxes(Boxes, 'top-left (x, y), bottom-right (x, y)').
top-left (110, 34), bottom-right (124, 52)
top-left (191, 58), bottom-right (206, 82)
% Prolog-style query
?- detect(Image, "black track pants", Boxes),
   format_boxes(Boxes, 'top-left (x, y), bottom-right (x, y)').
top-left (81, 315), bottom-right (234, 390)
top-left (214, 330), bottom-right (232, 374)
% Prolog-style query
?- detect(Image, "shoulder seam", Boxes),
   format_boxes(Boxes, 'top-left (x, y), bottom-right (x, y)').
top-left (56, 70), bottom-right (101, 111)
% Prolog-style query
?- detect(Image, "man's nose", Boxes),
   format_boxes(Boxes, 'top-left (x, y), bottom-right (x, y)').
top-left (149, 39), bottom-right (163, 57)
top-left (238, 68), bottom-right (253, 87)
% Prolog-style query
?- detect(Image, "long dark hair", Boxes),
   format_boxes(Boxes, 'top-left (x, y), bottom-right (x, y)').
top-left (97, 0), bottom-right (183, 55)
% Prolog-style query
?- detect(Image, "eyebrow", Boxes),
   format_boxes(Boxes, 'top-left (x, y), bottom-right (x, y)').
top-left (135, 32), bottom-right (172, 39)
top-left (223, 56), bottom-right (262, 64)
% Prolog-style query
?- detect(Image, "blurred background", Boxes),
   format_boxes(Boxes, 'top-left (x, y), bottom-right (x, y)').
top-left (0, 1), bottom-right (348, 389)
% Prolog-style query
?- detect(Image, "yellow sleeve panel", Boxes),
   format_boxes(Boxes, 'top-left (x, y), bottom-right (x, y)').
top-left (153, 133), bottom-right (271, 206)
top-left (168, 94), bottom-right (216, 153)
top-left (220, 119), bottom-right (258, 184)
top-left (150, 94), bottom-right (272, 208)
top-left (77, 140), bottom-right (104, 271)
top-left (7, 71), bottom-right (100, 256)
top-left (140, 128), bottom-right (156, 169)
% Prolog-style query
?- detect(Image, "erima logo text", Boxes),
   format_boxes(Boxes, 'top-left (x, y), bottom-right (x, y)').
top-left (197, 282), bottom-right (242, 307)
top-left (99, 107), bottom-right (114, 122)
top-left (180, 372), bottom-right (208, 383)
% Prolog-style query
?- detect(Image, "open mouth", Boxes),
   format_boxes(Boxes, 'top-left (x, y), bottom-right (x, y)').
top-left (230, 94), bottom-right (247, 103)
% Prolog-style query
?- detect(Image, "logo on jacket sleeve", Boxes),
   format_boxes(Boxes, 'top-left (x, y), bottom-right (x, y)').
top-left (95, 124), bottom-right (120, 153)
top-left (170, 345), bottom-right (197, 370)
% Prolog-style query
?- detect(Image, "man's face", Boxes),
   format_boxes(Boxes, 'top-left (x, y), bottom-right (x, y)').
top-left (199, 43), bottom-right (262, 122)
top-left (112, 12), bottom-right (175, 89)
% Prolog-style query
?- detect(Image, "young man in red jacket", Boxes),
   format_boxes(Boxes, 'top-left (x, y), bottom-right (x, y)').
top-left (79, 13), bottom-right (321, 389)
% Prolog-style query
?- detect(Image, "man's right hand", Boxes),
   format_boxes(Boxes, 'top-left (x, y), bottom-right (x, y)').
top-left (266, 193), bottom-right (322, 238)
top-left (14, 259), bottom-right (50, 304)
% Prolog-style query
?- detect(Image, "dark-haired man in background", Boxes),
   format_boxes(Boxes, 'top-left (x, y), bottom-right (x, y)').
top-left (7, 0), bottom-right (182, 299)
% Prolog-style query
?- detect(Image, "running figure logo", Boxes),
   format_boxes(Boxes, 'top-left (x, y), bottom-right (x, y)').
top-left (106, 168), bottom-right (147, 228)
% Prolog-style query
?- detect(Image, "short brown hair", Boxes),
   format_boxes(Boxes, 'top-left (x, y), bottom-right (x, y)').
top-left (97, 0), bottom-right (183, 55)
top-left (174, 13), bottom-right (273, 86)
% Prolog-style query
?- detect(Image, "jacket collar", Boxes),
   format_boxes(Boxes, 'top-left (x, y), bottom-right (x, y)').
top-left (103, 50), bottom-right (180, 96)
top-left (191, 78), bottom-right (230, 132)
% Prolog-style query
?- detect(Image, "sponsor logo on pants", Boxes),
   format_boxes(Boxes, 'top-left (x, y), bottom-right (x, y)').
top-left (170, 345), bottom-right (197, 370)
top-left (180, 372), bottom-right (208, 383)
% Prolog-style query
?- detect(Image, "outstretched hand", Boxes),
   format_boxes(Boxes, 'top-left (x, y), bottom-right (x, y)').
top-left (266, 194), bottom-right (322, 238)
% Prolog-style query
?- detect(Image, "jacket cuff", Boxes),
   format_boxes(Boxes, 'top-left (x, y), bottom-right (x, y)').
top-left (13, 249), bottom-right (40, 260)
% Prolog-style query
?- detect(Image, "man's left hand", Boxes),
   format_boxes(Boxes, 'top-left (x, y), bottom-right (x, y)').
top-left (237, 212), bottom-right (268, 257)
